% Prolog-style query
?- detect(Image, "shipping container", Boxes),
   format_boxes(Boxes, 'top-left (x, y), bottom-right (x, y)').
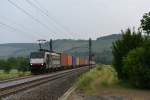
top-left (61, 53), bottom-right (68, 66)
top-left (85, 60), bottom-right (89, 65)
top-left (76, 57), bottom-right (80, 65)
top-left (72, 56), bottom-right (76, 66)
top-left (83, 59), bottom-right (85, 65)
top-left (79, 58), bottom-right (84, 65)
top-left (68, 55), bottom-right (72, 66)
top-left (82, 59), bottom-right (85, 65)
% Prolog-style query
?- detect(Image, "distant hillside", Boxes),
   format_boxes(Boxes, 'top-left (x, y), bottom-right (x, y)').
top-left (0, 34), bottom-right (121, 64)
top-left (96, 34), bottom-right (121, 40)
top-left (0, 43), bottom-right (39, 58)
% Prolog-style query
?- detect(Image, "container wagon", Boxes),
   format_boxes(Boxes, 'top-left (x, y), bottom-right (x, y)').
top-left (30, 50), bottom-right (95, 74)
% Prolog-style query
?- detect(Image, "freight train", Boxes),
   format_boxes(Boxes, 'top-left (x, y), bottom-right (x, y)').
top-left (30, 49), bottom-right (95, 74)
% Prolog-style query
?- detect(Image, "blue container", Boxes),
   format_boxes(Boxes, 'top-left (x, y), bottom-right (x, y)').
top-left (72, 56), bottom-right (76, 66)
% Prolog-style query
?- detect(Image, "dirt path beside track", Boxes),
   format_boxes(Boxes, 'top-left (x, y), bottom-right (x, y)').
top-left (67, 86), bottom-right (150, 100)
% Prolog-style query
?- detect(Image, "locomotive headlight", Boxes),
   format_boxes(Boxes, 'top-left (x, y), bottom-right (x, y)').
top-left (30, 64), bottom-right (32, 65)
top-left (41, 63), bottom-right (43, 66)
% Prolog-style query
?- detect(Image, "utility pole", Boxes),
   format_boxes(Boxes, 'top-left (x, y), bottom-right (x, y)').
top-left (49, 39), bottom-right (53, 52)
top-left (89, 38), bottom-right (92, 69)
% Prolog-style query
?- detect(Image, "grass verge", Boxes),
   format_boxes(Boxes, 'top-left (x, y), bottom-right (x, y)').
top-left (0, 69), bottom-right (31, 80)
top-left (76, 65), bottom-right (118, 94)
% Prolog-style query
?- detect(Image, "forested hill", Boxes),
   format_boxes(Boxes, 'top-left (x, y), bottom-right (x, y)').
top-left (0, 34), bottom-right (121, 64)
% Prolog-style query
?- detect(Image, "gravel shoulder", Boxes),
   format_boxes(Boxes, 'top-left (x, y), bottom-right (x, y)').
top-left (67, 86), bottom-right (150, 100)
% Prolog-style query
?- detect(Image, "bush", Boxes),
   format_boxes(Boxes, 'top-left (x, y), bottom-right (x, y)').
top-left (112, 28), bottom-right (144, 79)
top-left (123, 41), bottom-right (150, 88)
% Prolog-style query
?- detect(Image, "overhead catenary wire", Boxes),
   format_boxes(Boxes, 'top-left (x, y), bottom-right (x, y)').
top-left (0, 21), bottom-right (36, 39)
top-left (26, 0), bottom-right (74, 39)
top-left (0, 16), bottom-right (43, 39)
top-left (32, 0), bottom-right (74, 39)
top-left (33, 0), bottom-right (71, 31)
top-left (0, 21), bottom-right (25, 33)
top-left (7, 0), bottom-right (57, 35)
top-left (6, 0), bottom-right (77, 46)
top-left (25, 0), bottom-right (62, 37)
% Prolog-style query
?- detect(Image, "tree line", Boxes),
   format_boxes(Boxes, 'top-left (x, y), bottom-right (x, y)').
top-left (0, 57), bottom-right (29, 72)
top-left (112, 12), bottom-right (150, 88)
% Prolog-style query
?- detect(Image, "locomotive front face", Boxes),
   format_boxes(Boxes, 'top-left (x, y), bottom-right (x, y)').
top-left (30, 52), bottom-right (45, 67)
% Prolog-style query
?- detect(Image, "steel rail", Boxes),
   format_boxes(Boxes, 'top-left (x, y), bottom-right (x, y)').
top-left (0, 73), bottom-right (54, 84)
top-left (0, 66), bottom-right (89, 98)
top-left (0, 75), bottom-right (33, 84)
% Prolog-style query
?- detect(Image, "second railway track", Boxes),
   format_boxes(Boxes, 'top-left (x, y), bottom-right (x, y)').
top-left (0, 75), bottom-right (34, 84)
top-left (0, 66), bottom-right (89, 99)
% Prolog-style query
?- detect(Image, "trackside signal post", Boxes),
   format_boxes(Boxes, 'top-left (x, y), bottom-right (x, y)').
top-left (89, 38), bottom-right (92, 69)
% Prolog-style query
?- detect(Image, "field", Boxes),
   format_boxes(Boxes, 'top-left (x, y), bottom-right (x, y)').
top-left (68, 65), bottom-right (150, 100)
top-left (0, 69), bottom-right (31, 80)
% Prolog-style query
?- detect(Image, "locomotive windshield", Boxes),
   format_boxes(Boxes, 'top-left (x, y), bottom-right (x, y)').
top-left (30, 52), bottom-right (45, 58)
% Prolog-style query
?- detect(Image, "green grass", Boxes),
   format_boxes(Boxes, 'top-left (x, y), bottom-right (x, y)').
top-left (0, 69), bottom-right (31, 80)
top-left (76, 65), bottom-right (118, 94)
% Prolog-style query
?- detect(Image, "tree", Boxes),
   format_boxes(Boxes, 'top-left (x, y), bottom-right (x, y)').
top-left (0, 59), bottom-right (13, 72)
top-left (123, 40), bottom-right (150, 88)
top-left (141, 12), bottom-right (150, 35)
top-left (0, 59), bottom-right (10, 72)
top-left (7, 57), bottom-right (18, 69)
top-left (112, 28), bottom-right (144, 79)
top-left (0, 57), bottom-right (29, 72)
top-left (17, 57), bottom-right (29, 71)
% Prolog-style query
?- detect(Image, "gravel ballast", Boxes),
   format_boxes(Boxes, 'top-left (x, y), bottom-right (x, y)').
top-left (2, 67), bottom-right (88, 100)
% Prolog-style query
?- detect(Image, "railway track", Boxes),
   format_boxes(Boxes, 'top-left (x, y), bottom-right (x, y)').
top-left (0, 75), bottom-right (33, 84)
top-left (0, 66), bottom-right (89, 99)
top-left (0, 73), bottom-right (53, 84)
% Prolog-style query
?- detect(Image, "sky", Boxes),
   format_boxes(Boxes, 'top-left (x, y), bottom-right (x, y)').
top-left (0, 0), bottom-right (149, 43)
